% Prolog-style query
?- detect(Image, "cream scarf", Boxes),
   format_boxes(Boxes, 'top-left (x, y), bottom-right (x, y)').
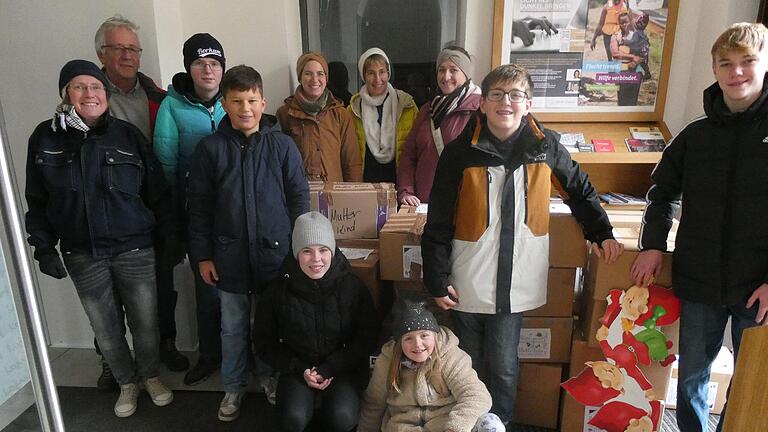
top-left (359, 82), bottom-right (399, 164)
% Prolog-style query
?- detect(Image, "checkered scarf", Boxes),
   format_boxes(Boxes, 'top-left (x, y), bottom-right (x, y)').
top-left (51, 103), bottom-right (90, 133)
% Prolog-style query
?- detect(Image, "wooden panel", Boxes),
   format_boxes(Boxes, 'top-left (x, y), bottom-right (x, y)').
top-left (721, 326), bottom-right (768, 432)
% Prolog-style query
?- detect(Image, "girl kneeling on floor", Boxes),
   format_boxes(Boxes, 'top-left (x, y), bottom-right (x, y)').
top-left (253, 211), bottom-right (379, 432)
top-left (358, 297), bottom-right (505, 432)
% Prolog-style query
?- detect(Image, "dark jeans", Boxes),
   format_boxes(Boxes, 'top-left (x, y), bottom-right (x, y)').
top-left (64, 248), bottom-right (160, 384)
top-left (450, 310), bottom-right (523, 424)
top-left (189, 258), bottom-right (221, 363)
top-left (94, 239), bottom-right (179, 354)
top-left (276, 373), bottom-right (359, 432)
top-left (676, 299), bottom-right (759, 432)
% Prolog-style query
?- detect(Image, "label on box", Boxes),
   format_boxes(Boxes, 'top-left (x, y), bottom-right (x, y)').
top-left (517, 328), bottom-right (551, 359)
top-left (402, 246), bottom-right (423, 278)
top-left (583, 406), bottom-right (602, 432)
top-left (666, 377), bottom-right (718, 409)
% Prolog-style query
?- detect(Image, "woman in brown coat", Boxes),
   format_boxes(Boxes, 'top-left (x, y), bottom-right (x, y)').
top-left (277, 52), bottom-right (362, 182)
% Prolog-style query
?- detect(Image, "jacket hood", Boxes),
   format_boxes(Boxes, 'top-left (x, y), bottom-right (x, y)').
top-left (703, 71), bottom-right (768, 124)
top-left (348, 89), bottom-right (416, 118)
top-left (278, 248), bottom-right (354, 299)
top-left (169, 71), bottom-right (221, 107)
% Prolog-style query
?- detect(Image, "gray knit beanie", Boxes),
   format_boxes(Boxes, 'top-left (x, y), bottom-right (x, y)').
top-left (292, 211), bottom-right (336, 258)
top-left (392, 295), bottom-right (440, 340)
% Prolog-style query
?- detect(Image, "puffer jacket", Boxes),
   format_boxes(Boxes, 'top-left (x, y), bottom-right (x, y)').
top-left (640, 74), bottom-right (768, 306)
top-left (358, 326), bottom-right (492, 432)
top-left (25, 115), bottom-right (172, 260)
top-left (397, 89), bottom-right (481, 203)
top-left (187, 114), bottom-right (309, 294)
top-left (348, 90), bottom-right (418, 169)
top-left (153, 72), bottom-right (225, 187)
top-left (252, 251), bottom-right (379, 380)
top-left (422, 114), bottom-right (613, 314)
top-left (276, 93), bottom-right (362, 182)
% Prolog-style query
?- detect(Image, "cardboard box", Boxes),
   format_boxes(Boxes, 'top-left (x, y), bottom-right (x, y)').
top-left (337, 239), bottom-right (388, 314)
top-left (379, 212), bottom-right (426, 281)
top-left (515, 363), bottom-right (563, 429)
top-left (309, 181), bottom-right (397, 239)
top-left (666, 347), bottom-right (733, 415)
top-left (580, 250), bottom-right (675, 347)
top-left (549, 210), bottom-right (588, 267)
top-left (525, 268), bottom-right (577, 317)
top-left (561, 337), bottom-right (671, 432)
top-left (519, 317), bottom-right (573, 363)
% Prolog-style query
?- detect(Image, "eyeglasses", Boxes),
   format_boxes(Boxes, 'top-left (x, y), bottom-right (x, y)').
top-left (485, 89), bottom-right (529, 103)
top-left (190, 61), bottom-right (223, 71)
top-left (69, 83), bottom-right (106, 93)
top-left (101, 45), bottom-right (143, 56)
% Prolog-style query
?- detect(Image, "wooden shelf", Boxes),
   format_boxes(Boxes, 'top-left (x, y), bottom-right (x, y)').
top-left (542, 120), bottom-right (670, 197)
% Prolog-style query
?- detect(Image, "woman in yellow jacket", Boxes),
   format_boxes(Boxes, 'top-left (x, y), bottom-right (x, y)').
top-left (348, 47), bottom-right (417, 183)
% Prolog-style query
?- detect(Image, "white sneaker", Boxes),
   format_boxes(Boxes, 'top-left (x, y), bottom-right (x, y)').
top-left (218, 392), bottom-right (245, 422)
top-left (114, 383), bottom-right (139, 417)
top-left (143, 377), bottom-right (174, 406)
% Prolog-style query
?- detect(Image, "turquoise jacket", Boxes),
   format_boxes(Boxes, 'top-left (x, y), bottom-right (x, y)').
top-left (153, 72), bottom-right (225, 188)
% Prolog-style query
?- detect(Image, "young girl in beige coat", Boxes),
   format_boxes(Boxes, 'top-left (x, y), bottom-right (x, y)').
top-left (358, 298), bottom-right (505, 432)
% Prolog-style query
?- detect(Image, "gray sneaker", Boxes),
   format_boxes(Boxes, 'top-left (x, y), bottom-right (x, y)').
top-left (143, 377), bottom-right (174, 406)
top-left (218, 391), bottom-right (246, 422)
top-left (114, 383), bottom-right (139, 418)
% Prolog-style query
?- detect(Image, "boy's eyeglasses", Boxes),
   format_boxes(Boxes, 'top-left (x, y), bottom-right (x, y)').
top-left (69, 84), bottom-right (106, 93)
top-left (190, 62), bottom-right (223, 71)
top-left (485, 89), bottom-right (528, 103)
top-left (101, 45), bottom-right (143, 56)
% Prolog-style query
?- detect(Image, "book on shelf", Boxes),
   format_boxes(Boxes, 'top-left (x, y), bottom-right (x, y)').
top-left (599, 192), bottom-right (647, 206)
top-left (625, 138), bottom-right (666, 152)
top-left (591, 139), bottom-right (615, 152)
top-left (558, 132), bottom-right (585, 153)
top-left (629, 126), bottom-right (664, 140)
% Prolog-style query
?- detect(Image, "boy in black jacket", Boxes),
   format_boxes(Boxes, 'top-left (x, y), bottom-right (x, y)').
top-left (631, 22), bottom-right (768, 432)
top-left (187, 65), bottom-right (309, 422)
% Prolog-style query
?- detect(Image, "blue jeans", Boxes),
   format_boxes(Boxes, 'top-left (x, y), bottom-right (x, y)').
top-left (63, 248), bottom-right (160, 385)
top-left (189, 258), bottom-right (221, 363)
top-left (676, 299), bottom-right (759, 432)
top-left (451, 310), bottom-right (523, 424)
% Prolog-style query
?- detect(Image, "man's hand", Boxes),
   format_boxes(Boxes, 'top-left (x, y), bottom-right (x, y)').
top-left (303, 368), bottom-right (334, 390)
top-left (434, 285), bottom-right (459, 311)
top-left (512, 20), bottom-right (535, 46)
top-left (39, 253), bottom-right (67, 279)
top-left (526, 16), bottom-right (558, 36)
top-left (630, 249), bottom-right (663, 287)
top-left (400, 193), bottom-right (421, 207)
top-left (746, 283), bottom-right (768, 325)
top-left (590, 239), bottom-right (624, 264)
top-left (199, 260), bottom-right (219, 286)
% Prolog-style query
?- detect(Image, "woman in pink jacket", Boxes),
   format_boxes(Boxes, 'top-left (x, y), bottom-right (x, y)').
top-left (397, 47), bottom-right (481, 205)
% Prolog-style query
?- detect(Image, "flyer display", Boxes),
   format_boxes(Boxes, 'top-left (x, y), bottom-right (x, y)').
top-left (492, 0), bottom-right (679, 120)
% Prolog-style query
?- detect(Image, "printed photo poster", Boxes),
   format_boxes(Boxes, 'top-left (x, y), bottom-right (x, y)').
top-left (501, 0), bottom-right (669, 112)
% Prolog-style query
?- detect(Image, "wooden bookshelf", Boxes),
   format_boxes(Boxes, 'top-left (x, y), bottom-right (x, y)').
top-left (546, 120), bottom-right (672, 197)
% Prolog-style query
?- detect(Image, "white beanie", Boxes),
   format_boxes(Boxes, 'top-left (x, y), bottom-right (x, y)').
top-left (358, 47), bottom-right (391, 81)
top-left (292, 211), bottom-right (336, 258)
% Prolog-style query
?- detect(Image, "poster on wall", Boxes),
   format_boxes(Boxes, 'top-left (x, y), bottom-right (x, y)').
top-left (494, 0), bottom-right (676, 117)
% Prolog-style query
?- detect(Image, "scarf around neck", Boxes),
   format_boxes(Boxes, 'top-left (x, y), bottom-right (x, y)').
top-left (51, 103), bottom-right (90, 133)
top-left (430, 80), bottom-right (475, 127)
top-left (360, 82), bottom-right (399, 164)
top-left (294, 85), bottom-right (330, 117)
